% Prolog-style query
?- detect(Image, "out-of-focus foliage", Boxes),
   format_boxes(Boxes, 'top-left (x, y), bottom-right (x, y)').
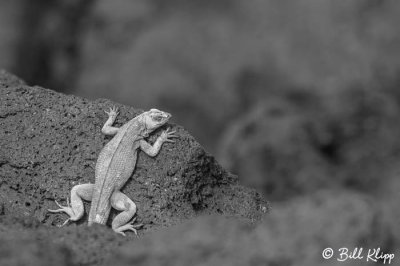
top-left (74, 0), bottom-right (400, 149)
top-left (1, 0), bottom-right (400, 260)
top-left (0, 0), bottom-right (94, 91)
top-left (219, 89), bottom-right (400, 200)
top-left (0, 0), bottom-right (24, 71)
top-left (71, 0), bottom-right (400, 199)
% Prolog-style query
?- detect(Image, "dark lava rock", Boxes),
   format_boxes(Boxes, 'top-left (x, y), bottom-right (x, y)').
top-left (0, 70), bottom-right (267, 265)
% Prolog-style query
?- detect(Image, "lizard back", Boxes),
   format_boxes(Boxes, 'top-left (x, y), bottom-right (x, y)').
top-left (88, 119), bottom-right (143, 225)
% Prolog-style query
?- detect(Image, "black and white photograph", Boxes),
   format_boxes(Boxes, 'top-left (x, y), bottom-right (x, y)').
top-left (0, 1), bottom-right (399, 265)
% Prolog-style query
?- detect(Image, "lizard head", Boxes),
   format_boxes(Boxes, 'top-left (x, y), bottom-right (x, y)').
top-left (141, 108), bottom-right (171, 133)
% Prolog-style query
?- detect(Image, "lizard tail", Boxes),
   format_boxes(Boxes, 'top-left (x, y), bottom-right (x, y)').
top-left (88, 191), bottom-right (112, 225)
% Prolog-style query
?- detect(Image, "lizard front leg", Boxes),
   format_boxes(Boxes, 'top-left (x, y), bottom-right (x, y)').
top-left (102, 106), bottom-right (120, 136)
top-left (139, 128), bottom-right (177, 157)
top-left (48, 183), bottom-right (94, 226)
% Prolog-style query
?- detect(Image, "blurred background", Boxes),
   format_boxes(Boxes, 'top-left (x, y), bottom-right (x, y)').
top-left (1, 0), bottom-right (400, 264)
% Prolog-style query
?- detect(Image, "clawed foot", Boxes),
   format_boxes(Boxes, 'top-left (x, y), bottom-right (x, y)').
top-left (105, 106), bottom-right (119, 119)
top-left (160, 128), bottom-right (178, 143)
top-left (48, 198), bottom-right (75, 227)
top-left (114, 217), bottom-right (144, 237)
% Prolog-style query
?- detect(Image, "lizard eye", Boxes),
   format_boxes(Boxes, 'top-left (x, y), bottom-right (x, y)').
top-left (152, 114), bottom-right (163, 122)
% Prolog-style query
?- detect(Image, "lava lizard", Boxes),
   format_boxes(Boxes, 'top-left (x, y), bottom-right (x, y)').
top-left (49, 107), bottom-right (177, 235)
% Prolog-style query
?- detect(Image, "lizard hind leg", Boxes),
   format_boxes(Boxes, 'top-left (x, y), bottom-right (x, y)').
top-left (48, 183), bottom-right (94, 227)
top-left (111, 191), bottom-right (143, 236)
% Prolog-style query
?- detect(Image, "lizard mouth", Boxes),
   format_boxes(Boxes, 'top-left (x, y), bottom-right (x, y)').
top-left (161, 113), bottom-right (171, 125)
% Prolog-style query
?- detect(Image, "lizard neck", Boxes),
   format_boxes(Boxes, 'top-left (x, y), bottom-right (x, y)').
top-left (125, 117), bottom-right (148, 139)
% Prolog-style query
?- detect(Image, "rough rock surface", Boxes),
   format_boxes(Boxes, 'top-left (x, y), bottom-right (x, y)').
top-left (0, 70), bottom-right (267, 265)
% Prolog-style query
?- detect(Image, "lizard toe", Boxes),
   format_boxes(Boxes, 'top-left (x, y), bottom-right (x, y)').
top-left (58, 218), bottom-right (71, 227)
top-left (125, 226), bottom-right (138, 235)
top-left (48, 200), bottom-right (79, 220)
top-left (114, 223), bottom-right (141, 236)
